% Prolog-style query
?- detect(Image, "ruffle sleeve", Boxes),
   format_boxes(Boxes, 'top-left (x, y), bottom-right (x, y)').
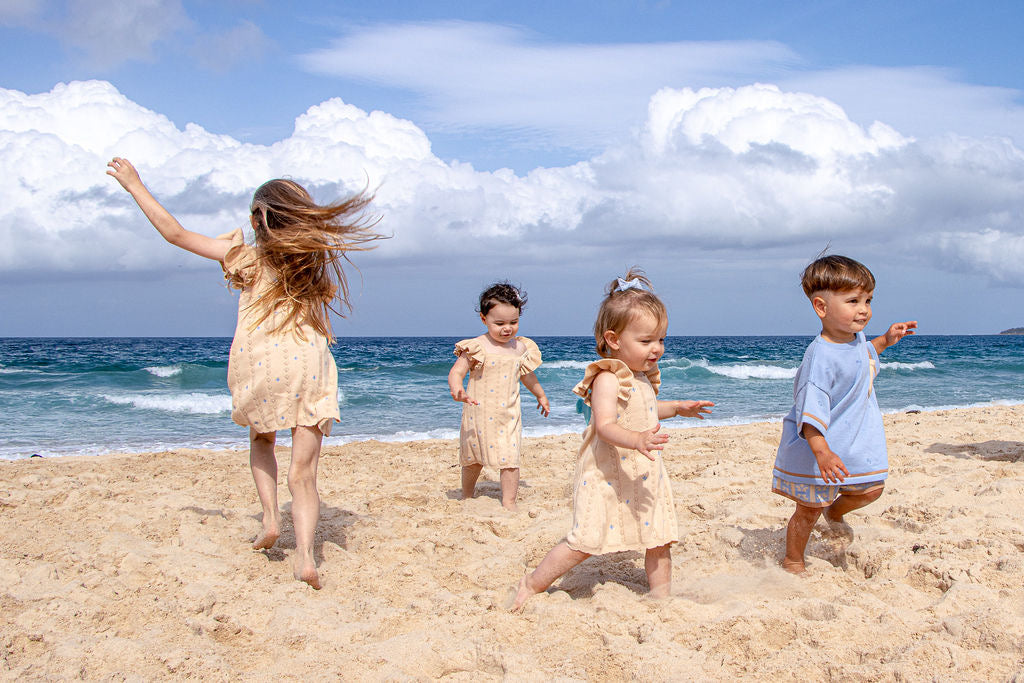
top-left (517, 337), bottom-right (542, 377)
top-left (453, 338), bottom-right (486, 368)
top-left (572, 358), bottom-right (635, 406)
top-left (218, 228), bottom-right (258, 279)
top-left (644, 367), bottom-right (661, 396)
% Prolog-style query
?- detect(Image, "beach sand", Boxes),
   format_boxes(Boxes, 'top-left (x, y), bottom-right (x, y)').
top-left (2, 405), bottom-right (1023, 680)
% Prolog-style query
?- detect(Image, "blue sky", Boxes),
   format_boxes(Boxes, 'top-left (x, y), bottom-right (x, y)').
top-left (1, 0), bottom-right (1022, 337)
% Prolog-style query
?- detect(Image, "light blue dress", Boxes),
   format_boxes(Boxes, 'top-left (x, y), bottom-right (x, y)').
top-left (773, 332), bottom-right (888, 487)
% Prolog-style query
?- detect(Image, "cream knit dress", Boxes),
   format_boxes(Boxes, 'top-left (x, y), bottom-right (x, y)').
top-left (566, 359), bottom-right (679, 554)
top-left (455, 337), bottom-right (542, 469)
top-left (219, 228), bottom-right (341, 436)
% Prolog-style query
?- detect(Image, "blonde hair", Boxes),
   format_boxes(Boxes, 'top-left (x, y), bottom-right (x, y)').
top-left (226, 179), bottom-right (383, 341)
top-left (800, 254), bottom-right (875, 298)
top-left (593, 267), bottom-right (668, 358)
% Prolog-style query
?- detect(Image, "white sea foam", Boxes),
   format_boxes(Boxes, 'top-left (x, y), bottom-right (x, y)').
top-left (674, 356), bottom-right (796, 380)
top-left (145, 365), bottom-right (183, 378)
top-left (544, 360), bottom-right (590, 370)
top-left (100, 392), bottom-right (232, 414)
top-left (880, 361), bottom-right (935, 371)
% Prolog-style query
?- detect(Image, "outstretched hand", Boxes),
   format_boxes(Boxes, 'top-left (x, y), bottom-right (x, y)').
top-left (535, 395), bottom-right (550, 417)
top-left (634, 423), bottom-right (669, 461)
top-left (106, 157), bottom-right (143, 193)
top-left (882, 321), bottom-right (917, 347)
top-left (451, 388), bottom-right (479, 405)
top-left (674, 400), bottom-right (715, 419)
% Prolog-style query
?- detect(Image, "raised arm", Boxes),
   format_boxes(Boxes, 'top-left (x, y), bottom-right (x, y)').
top-left (107, 157), bottom-right (233, 262)
top-left (590, 371), bottom-right (667, 461)
top-left (871, 320), bottom-right (918, 355)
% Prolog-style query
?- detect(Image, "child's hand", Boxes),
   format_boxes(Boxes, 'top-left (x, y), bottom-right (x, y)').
top-left (634, 423), bottom-right (669, 461)
top-left (814, 448), bottom-right (849, 483)
top-left (673, 400), bottom-right (714, 419)
top-left (535, 394), bottom-right (550, 417)
top-left (451, 388), bottom-right (478, 405)
top-left (883, 321), bottom-right (917, 347)
top-left (106, 157), bottom-right (144, 192)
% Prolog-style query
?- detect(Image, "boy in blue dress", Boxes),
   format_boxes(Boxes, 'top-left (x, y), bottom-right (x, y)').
top-left (773, 255), bottom-right (917, 574)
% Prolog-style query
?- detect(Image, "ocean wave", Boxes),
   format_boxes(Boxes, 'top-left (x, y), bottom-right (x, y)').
top-left (543, 360), bottom-right (590, 370)
top-left (880, 361), bottom-right (935, 371)
top-left (667, 357), bottom-right (796, 380)
top-left (99, 392), bottom-right (232, 414)
top-left (144, 365), bottom-right (183, 378)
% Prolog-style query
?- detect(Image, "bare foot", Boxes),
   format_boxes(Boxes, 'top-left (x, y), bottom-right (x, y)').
top-left (293, 556), bottom-right (321, 590)
top-left (252, 516), bottom-right (281, 550)
top-left (502, 501), bottom-right (518, 512)
top-left (822, 507), bottom-right (855, 542)
top-left (781, 557), bottom-right (807, 575)
top-left (509, 574), bottom-right (537, 612)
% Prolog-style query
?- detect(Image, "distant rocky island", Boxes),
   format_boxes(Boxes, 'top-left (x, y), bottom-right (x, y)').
top-left (999, 327), bottom-right (1024, 335)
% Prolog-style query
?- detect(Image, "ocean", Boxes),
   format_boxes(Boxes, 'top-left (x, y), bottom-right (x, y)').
top-left (0, 335), bottom-right (1021, 460)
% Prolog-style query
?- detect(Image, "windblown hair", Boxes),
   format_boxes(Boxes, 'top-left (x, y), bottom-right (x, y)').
top-left (226, 178), bottom-right (383, 341)
top-left (477, 282), bottom-right (527, 315)
top-left (800, 254), bottom-right (875, 298)
top-left (593, 267), bottom-right (668, 358)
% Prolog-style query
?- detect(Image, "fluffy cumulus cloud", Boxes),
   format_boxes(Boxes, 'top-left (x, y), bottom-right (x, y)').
top-left (2, 79), bottom-right (1023, 284)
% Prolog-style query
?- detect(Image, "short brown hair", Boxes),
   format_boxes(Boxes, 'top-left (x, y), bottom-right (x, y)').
top-left (800, 255), bottom-right (875, 298)
top-left (593, 267), bottom-right (668, 358)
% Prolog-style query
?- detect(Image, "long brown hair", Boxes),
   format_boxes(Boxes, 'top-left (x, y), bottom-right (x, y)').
top-left (226, 178), bottom-right (383, 340)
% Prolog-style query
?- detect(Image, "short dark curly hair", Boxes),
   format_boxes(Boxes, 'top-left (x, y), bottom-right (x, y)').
top-left (477, 282), bottom-right (527, 315)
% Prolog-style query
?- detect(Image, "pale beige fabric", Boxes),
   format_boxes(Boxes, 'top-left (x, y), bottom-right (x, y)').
top-left (565, 359), bottom-right (678, 554)
top-left (219, 229), bottom-right (341, 436)
top-left (455, 337), bottom-right (542, 469)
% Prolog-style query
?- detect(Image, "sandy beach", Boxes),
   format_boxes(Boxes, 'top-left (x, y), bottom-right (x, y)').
top-left (2, 405), bottom-right (1023, 680)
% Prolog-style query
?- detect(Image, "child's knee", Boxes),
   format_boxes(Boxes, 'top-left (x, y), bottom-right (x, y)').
top-left (793, 504), bottom-right (822, 522)
top-left (250, 430), bottom-right (275, 445)
top-left (860, 487), bottom-right (884, 504)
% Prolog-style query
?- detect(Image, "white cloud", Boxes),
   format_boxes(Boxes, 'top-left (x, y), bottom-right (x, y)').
top-left (1, 80), bottom-right (1022, 287)
top-left (190, 19), bottom-right (272, 73)
top-left (299, 21), bottom-right (797, 150)
top-left (60, 0), bottom-right (191, 69)
top-left (0, 0), bottom-right (43, 25)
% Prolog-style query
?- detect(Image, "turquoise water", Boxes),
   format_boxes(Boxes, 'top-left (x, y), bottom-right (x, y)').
top-left (0, 335), bottom-right (1021, 459)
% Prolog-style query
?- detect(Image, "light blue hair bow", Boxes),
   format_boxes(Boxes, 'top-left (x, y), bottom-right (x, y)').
top-left (615, 277), bottom-right (645, 292)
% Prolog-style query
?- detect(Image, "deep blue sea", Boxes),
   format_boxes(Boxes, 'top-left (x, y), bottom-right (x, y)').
top-left (0, 335), bottom-right (1021, 460)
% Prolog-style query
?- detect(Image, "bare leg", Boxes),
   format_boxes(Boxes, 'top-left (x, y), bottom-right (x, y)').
top-left (249, 429), bottom-right (280, 550)
top-left (289, 425), bottom-right (323, 589)
top-left (823, 488), bottom-right (884, 540)
top-left (511, 541), bottom-right (590, 611)
top-left (825, 488), bottom-right (884, 523)
top-left (645, 544), bottom-right (672, 598)
top-left (461, 463), bottom-right (482, 500)
top-left (499, 467), bottom-right (520, 511)
top-left (783, 503), bottom-right (822, 574)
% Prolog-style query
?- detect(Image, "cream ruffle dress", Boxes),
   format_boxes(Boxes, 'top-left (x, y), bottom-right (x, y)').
top-left (219, 228), bottom-right (341, 436)
top-left (565, 359), bottom-right (679, 554)
top-left (455, 337), bottom-right (542, 469)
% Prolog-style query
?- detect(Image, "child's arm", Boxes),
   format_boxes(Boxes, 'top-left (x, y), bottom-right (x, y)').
top-left (521, 372), bottom-right (550, 416)
top-left (107, 157), bottom-right (233, 262)
top-left (871, 320), bottom-right (917, 355)
top-left (590, 371), bottom-right (667, 461)
top-left (447, 356), bottom-right (478, 405)
top-left (801, 424), bottom-right (849, 483)
top-left (658, 400), bottom-right (714, 420)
